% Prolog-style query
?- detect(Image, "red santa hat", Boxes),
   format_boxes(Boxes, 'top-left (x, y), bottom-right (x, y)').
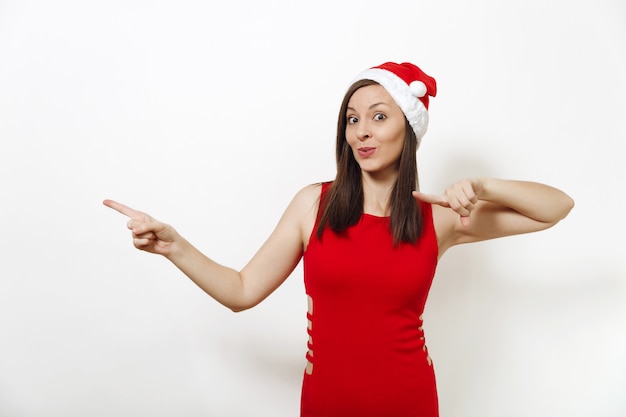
top-left (350, 62), bottom-right (437, 147)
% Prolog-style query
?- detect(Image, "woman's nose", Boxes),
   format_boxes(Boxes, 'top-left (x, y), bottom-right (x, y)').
top-left (356, 121), bottom-right (370, 141)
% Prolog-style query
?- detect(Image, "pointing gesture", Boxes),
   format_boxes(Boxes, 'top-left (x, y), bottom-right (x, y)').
top-left (103, 199), bottom-right (179, 256)
top-left (412, 178), bottom-right (484, 227)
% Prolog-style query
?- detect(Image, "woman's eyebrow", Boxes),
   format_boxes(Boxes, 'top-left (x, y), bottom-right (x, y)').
top-left (346, 102), bottom-right (391, 112)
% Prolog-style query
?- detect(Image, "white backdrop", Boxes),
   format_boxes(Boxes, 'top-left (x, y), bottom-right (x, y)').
top-left (1, 0), bottom-right (625, 416)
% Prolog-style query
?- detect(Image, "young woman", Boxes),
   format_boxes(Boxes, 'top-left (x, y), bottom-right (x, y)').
top-left (104, 62), bottom-right (574, 417)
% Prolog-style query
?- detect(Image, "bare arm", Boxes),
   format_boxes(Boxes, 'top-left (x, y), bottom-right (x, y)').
top-left (414, 177), bottom-right (575, 255)
top-left (103, 184), bottom-right (321, 312)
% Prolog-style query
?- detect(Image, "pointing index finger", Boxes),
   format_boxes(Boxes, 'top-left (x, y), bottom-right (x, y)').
top-left (412, 191), bottom-right (449, 207)
top-left (102, 199), bottom-right (143, 219)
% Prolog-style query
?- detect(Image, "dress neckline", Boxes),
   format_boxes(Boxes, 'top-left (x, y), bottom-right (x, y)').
top-left (361, 212), bottom-right (390, 220)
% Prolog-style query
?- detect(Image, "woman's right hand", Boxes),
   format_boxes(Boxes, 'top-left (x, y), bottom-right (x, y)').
top-left (103, 199), bottom-right (179, 257)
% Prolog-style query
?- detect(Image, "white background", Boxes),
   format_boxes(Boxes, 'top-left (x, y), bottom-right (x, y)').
top-left (1, 0), bottom-right (625, 416)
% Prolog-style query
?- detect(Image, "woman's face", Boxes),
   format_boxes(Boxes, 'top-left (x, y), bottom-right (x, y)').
top-left (345, 84), bottom-right (406, 179)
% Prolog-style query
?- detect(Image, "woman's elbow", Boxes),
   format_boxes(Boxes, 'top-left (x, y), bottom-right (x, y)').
top-left (229, 304), bottom-right (254, 313)
top-left (545, 193), bottom-right (575, 226)
top-left (226, 297), bottom-right (262, 313)
top-left (558, 193), bottom-right (575, 220)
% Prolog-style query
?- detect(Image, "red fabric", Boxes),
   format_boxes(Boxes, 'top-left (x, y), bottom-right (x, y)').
top-left (373, 62), bottom-right (437, 109)
top-left (301, 182), bottom-right (440, 417)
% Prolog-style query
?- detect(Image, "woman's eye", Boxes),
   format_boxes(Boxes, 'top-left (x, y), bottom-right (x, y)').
top-left (374, 113), bottom-right (386, 121)
top-left (347, 116), bottom-right (358, 124)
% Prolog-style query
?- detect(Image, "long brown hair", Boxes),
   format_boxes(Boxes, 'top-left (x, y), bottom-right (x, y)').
top-left (316, 79), bottom-right (423, 245)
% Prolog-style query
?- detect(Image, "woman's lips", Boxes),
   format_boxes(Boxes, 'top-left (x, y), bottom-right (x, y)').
top-left (358, 147), bottom-right (376, 157)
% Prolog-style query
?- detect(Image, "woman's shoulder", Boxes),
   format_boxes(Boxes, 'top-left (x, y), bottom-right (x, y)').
top-left (291, 182), bottom-right (324, 208)
top-left (279, 183), bottom-right (324, 216)
top-left (286, 183), bottom-right (325, 248)
top-left (430, 203), bottom-right (465, 256)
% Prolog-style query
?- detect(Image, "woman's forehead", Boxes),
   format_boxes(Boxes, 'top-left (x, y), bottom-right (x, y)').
top-left (348, 84), bottom-right (399, 110)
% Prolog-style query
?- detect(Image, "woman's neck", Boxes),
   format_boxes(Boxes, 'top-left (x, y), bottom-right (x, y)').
top-left (361, 172), bottom-right (397, 216)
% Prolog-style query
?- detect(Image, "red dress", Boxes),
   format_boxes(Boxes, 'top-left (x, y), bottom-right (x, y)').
top-left (301, 182), bottom-right (440, 417)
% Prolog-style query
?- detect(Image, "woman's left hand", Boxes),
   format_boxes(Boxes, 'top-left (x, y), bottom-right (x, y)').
top-left (412, 178), bottom-right (484, 227)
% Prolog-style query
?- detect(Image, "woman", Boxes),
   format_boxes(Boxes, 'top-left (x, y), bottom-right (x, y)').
top-left (104, 62), bottom-right (574, 417)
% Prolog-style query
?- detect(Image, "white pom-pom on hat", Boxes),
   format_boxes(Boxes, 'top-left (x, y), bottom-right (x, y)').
top-left (409, 81), bottom-right (427, 98)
